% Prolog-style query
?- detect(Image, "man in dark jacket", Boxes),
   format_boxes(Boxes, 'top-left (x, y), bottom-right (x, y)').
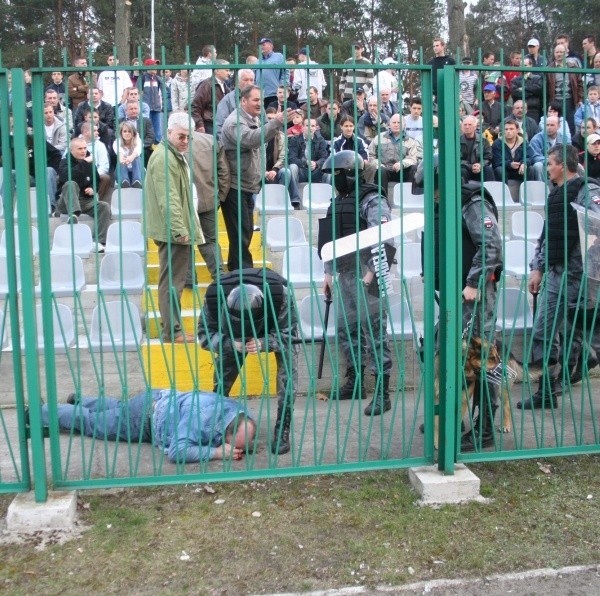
top-left (510, 58), bottom-right (544, 123)
top-left (491, 118), bottom-right (539, 182)
top-left (191, 60), bottom-right (229, 134)
top-left (520, 144), bottom-right (600, 409)
top-left (119, 100), bottom-right (156, 163)
top-left (55, 137), bottom-right (111, 250)
top-left (73, 87), bottom-right (115, 133)
top-left (460, 115), bottom-right (494, 183)
top-left (288, 117), bottom-right (331, 184)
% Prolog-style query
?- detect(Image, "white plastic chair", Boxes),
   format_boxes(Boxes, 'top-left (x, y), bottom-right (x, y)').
top-left (496, 287), bottom-right (534, 333)
top-left (89, 299), bottom-right (143, 352)
top-left (396, 242), bottom-right (423, 280)
top-left (484, 181), bottom-right (520, 211)
top-left (386, 294), bottom-right (419, 340)
top-left (254, 184), bottom-right (293, 214)
top-left (35, 303), bottom-right (75, 353)
top-left (265, 216), bottom-right (308, 251)
top-left (504, 240), bottom-right (537, 277)
top-left (51, 223), bottom-right (94, 259)
top-left (13, 188), bottom-right (50, 221)
top-left (281, 246), bottom-right (325, 288)
top-left (511, 210), bottom-right (544, 241)
top-left (519, 180), bottom-right (547, 207)
top-left (298, 293), bottom-right (336, 339)
top-left (302, 183), bottom-right (333, 213)
top-left (0, 256), bottom-right (21, 298)
top-left (105, 221), bottom-right (145, 256)
top-left (392, 182), bottom-right (424, 210)
top-left (99, 252), bottom-right (145, 295)
top-left (36, 254), bottom-right (86, 297)
top-left (0, 226), bottom-right (39, 257)
top-left (111, 188), bottom-right (143, 219)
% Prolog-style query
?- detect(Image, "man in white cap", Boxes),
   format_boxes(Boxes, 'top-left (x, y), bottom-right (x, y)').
top-left (526, 38), bottom-right (546, 67)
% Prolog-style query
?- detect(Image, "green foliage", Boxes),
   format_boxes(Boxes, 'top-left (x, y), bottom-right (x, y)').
top-left (1, 0), bottom-right (598, 68)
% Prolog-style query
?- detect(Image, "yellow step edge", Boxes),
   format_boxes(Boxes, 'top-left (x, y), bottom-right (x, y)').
top-left (141, 342), bottom-right (277, 396)
top-left (144, 260), bottom-right (273, 284)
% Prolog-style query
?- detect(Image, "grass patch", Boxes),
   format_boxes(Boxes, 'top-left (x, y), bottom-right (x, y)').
top-left (1, 456), bottom-right (600, 594)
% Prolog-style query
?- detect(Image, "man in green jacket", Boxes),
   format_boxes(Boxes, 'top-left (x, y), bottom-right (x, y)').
top-left (145, 112), bottom-right (204, 343)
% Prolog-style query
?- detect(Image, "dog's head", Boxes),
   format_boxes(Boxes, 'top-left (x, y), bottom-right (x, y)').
top-left (462, 337), bottom-right (501, 383)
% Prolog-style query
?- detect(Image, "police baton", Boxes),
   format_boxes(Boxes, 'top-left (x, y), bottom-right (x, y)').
top-left (317, 288), bottom-right (332, 379)
top-left (532, 292), bottom-right (538, 318)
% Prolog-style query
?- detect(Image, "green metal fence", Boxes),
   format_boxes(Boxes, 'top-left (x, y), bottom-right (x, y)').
top-left (1, 52), bottom-right (599, 500)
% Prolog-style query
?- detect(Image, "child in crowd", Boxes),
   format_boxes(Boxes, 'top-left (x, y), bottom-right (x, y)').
top-left (114, 122), bottom-right (143, 188)
top-left (287, 110), bottom-right (304, 137)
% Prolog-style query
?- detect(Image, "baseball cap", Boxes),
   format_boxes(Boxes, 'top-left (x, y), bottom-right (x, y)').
top-left (462, 56), bottom-right (473, 64)
top-left (588, 133), bottom-right (600, 145)
top-left (298, 47), bottom-right (308, 56)
top-left (382, 57), bottom-right (395, 65)
top-left (144, 58), bottom-right (160, 66)
top-left (353, 41), bottom-right (365, 49)
top-left (527, 38), bottom-right (540, 47)
top-left (259, 37), bottom-right (273, 44)
top-left (483, 83), bottom-right (496, 92)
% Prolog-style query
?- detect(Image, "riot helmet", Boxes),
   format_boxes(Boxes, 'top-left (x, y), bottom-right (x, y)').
top-left (225, 284), bottom-right (264, 338)
top-left (321, 149), bottom-right (364, 196)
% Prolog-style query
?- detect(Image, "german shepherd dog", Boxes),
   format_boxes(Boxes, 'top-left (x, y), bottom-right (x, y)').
top-left (433, 337), bottom-right (516, 449)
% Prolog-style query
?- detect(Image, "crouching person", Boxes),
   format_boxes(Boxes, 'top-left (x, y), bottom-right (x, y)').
top-left (197, 268), bottom-right (299, 455)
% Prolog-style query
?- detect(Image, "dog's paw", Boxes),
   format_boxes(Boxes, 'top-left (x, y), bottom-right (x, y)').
top-left (502, 425), bottom-right (512, 433)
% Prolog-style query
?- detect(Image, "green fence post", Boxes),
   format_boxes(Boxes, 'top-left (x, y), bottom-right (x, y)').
top-left (421, 67), bottom-right (437, 461)
top-left (11, 68), bottom-right (48, 501)
top-left (0, 69), bottom-right (31, 492)
top-left (437, 65), bottom-right (461, 473)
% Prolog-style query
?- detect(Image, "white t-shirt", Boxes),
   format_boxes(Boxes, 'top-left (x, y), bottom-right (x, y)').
top-left (97, 70), bottom-right (133, 106)
top-left (403, 115), bottom-right (423, 140)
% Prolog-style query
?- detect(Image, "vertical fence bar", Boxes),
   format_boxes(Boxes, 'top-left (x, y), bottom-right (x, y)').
top-left (420, 67), bottom-right (437, 461)
top-left (437, 65), bottom-right (461, 473)
top-left (11, 68), bottom-right (48, 501)
top-left (0, 68), bottom-right (31, 492)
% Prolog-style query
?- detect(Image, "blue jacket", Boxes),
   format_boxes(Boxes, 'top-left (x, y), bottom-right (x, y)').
top-left (140, 73), bottom-right (163, 112)
top-left (255, 51), bottom-right (287, 98)
top-left (152, 390), bottom-right (253, 462)
top-left (529, 132), bottom-right (565, 164)
top-left (491, 137), bottom-right (535, 179)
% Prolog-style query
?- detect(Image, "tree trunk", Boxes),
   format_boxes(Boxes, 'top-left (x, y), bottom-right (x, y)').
top-left (115, 0), bottom-right (131, 65)
top-left (447, 0), bottom-right (469, 59)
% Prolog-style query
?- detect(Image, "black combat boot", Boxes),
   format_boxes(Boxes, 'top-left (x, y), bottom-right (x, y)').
top-left (364, 374), bottom-right (391, 416)
top-left (338, 367), bottom-right (366, 400)
top-left (461, 404), bottom-right (497, 452)
top-left (517, 376), bottom-right (560, 410)
top-left (271, 404), bottom-right (291, 455)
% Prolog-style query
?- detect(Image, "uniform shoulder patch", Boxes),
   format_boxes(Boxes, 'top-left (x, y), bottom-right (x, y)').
top-left (482, 216), bottom-right (494, 229)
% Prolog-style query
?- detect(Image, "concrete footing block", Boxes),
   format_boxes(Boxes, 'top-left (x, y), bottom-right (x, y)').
top-left (409, 464), bottom-right (486, 505)
top-left (6, 491), bottom-right (78, 532)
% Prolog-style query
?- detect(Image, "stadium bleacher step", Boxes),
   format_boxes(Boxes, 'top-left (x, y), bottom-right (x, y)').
top-left (141, 341), bottom-right (277, 396)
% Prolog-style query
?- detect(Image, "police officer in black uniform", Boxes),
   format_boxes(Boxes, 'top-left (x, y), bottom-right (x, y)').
top-left (417, 157), bottom-right (503, 451)
top-left (197, 269), bottom-right (299, 455)
top-left (319, 150), bottom-right (395, 416)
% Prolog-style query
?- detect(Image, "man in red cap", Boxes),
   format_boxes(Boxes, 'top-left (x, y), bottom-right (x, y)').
top-left (141, 58), bottom-right (164, 142)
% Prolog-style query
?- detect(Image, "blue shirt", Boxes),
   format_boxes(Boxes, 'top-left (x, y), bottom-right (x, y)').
top-left (255, 51), bottom-right (287, 98)
top-left (152, 390), bottom-right (253, 462)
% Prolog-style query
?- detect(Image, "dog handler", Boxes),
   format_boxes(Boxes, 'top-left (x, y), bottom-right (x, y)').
top-left (417, 157), bottom-right (503, 451)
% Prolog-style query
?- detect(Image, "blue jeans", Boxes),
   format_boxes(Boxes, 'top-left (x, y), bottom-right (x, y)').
top-left (150, 110), bottom-right (163, 143)
top-left (41, 390), bottom-right (162, 442)
top-left (267, 167), bottom-right (301, 205)
top-left (118, 157), bottom-right (143, 185)
top-left (289, 163), bottom-right (331, 185)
